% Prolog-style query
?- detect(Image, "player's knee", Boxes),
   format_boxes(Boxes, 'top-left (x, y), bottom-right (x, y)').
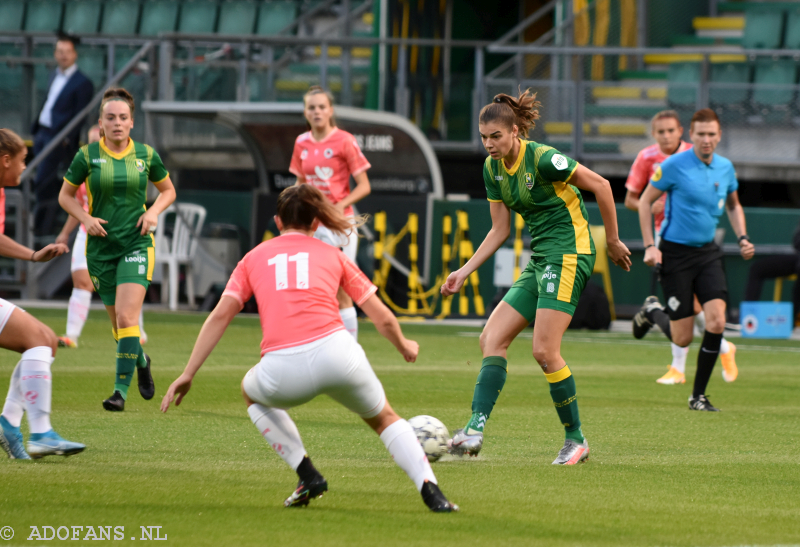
top-left (672, 331), bottom-right (692, 348)
top-left (37, 323), bottom-right (58, 355)
top-left (479, 329), bottom-right (508, 355)
top-left (704, 314), bottom-right (726, 334)
top-left (532, 346), bottom-right (553, 367)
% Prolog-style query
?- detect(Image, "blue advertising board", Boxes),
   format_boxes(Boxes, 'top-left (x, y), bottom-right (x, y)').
top-left (740, 302), bottom-right (794, 339)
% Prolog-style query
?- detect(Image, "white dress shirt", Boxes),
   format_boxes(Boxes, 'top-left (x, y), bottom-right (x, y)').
top-left (38, 63), bottom-right (79, 129)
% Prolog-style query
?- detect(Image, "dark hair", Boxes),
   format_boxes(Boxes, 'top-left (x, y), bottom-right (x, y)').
top-left (303, 85), bottom-right (337, 129)
top-left (100, 87), bottom-right (135, 120)
top-left (277, 184), bottom-right (363, 236)
top-left (56, 33), bottom-right (79, 49)
top-left (0, 128), bottom-right (27, 158)
top-left (479, 88), bottom-right (541, 138)
top-left (650, 110), bottom-right (682, 131)
top-left (690, 108), bottom-right (720, 130)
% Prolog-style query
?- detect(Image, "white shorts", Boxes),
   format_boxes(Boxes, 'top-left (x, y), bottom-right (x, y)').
top-left (242, 330), bottom-right (386, 418)
top-left (314, 220), bottom-right (358, 263)
top-left (71, 226), bottom-right (88, 273)
top-left (0, 298), bottom-right (18, 336)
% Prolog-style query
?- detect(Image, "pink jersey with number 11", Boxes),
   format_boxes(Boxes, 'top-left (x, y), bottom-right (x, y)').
top-left (222, 232), bottom-right (377, 355)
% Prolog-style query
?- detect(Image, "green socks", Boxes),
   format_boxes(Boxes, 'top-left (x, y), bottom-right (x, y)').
top-left (545, 364), bottom-right (584, 443)
top-left (115, 326), bottom-right (143, 400)
top-left (466, 356), bottom-right (508, 434)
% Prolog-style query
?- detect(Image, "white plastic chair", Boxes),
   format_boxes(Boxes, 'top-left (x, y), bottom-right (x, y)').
top-left (154, 203), bottom-right (207, 311)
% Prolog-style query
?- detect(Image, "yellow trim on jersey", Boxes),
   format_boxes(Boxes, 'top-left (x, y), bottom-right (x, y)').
top-left (553, 181), bottom-right (592, 254)
top-left (63, 177), bottom-right (80, 187)
top-left (557, 254), bottom-right (578, 302)
top-left (563, 163), bottom-right (579, 184)
top-left (487, 198), bottom-right (504, 203)
top-left (151, 173), bottom-right (170, 185)
top-left (544, 365), bottom-right (572, 383)
top-left (99, 137), bottom-right (134, 160)
top-left (501, 139), bottom-right (527, 176)
top-left (85, 179), bottom-right (93, 215)
top-left (118, 326), bottom-right (141, 339)
top-left (146, 246), bottom-right (155, 281)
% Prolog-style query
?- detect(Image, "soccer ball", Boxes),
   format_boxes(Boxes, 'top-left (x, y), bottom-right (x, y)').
top-left (408, 415), bottom-right (449, 463)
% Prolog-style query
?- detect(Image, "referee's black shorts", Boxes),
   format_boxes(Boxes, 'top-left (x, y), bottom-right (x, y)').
top-left (658, 239), bottom-right (727, 321)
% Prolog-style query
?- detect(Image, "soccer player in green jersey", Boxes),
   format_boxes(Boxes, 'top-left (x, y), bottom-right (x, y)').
top-left (441, 89), bottom-right (631, 464)
top-left (58, 88), bottom-right (176, 412)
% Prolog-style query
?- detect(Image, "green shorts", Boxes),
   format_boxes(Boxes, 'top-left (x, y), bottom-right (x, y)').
top-left (502, 253), bottom-right (596, 321)
top-left (88, 247), bottom-right (155, 306)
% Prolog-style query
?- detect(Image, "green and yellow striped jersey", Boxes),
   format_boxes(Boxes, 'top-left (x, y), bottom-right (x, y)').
top-left (64, 138), bottom-right (169, 261)
top-left (483, 139), bottom-right (594, 257)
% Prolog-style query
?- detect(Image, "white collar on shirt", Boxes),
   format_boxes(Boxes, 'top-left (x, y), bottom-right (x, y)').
top-left (57, 63), bottom-right (78, 79)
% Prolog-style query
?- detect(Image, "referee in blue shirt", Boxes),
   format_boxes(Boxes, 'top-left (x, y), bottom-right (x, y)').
top-left (635, 109), bottom-right (755, 411)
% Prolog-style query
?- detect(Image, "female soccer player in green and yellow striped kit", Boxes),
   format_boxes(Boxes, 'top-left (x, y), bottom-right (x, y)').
top-left (58, 88), bottom-right (176, 412)
top-left (441, 89), bottom-right (631, 464)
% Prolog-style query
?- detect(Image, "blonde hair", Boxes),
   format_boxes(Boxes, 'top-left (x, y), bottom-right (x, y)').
top-left (0, 128), bottom-right (26, 158)
top-left (650, 110), bottom-right (682, 131)
top-left (303, 85), bottom-right (336, 129)
top-left (479, 88), bottom-right (541, 138)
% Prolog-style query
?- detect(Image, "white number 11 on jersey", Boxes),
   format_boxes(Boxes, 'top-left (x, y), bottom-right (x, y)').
top-left (267, 252), bottom-right (309, 290)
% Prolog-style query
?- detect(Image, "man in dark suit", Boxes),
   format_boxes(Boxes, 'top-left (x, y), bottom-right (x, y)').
top-left (31, 34), bottom-right (93, 236)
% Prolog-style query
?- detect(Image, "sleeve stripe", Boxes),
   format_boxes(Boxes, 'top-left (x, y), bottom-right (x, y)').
top-left (151, 173), bottom-right (170, 185)
top-left (487, 198), bottom-right (504, 203)
top-left (221, 291), bottom-right (245, 308)
top-left (562, 163), bottom-right (579, 184)
top-left (63, 177), bottom-right (80, 187)
top-left (350, 164), bottom-right (370, 178)
top-left (355, 284), bottom-right (378, 306)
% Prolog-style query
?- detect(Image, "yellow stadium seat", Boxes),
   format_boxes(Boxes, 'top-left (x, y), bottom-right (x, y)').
top-left (773, 274), bottom-right (797, 302)
top-left (589, 225), bottom-right (616, 321)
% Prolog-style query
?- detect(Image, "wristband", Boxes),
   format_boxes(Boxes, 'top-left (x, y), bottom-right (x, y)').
top-left (738, 235), bottom-right (750, 243)
top-left (644, 244), bottom-right (655, 250)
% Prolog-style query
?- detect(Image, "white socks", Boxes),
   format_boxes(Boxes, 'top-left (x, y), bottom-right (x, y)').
top-left (66, 288), bottom-right (92, 340)
top-left (720, 337), bottom-right (730, 354)
top-left (379, 419), bottom-right (437, 492)
top-left (18, 347), bottom-right (54, 434)
top-left (2, 362), bottom-right (25, 427)
top-left (248, 404), bottom-right (306, 470)
top-left (339, 307), bottom-right (358, 341)
top-left (670, 343), bottom-right (689, 374)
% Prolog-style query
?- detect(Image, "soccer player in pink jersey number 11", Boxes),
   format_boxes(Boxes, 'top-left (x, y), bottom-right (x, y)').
top-left (290, 86), bottom-right (372, 342)
top-left (161, 185), bottom-right (458, 513)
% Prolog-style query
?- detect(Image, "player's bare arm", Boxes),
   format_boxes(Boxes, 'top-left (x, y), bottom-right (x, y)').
top-left (56, 213), bottom-right (80, 246)
top-left (441, 201), bottom-right (510, 296)
top-left (725, 190), bottom-right (754, 260)
top-left (137, 177), bottom-right (176, 235)
top-left (0, 234), bottom-right (68, 262)
top-left (638, 183), bottom-right (664, 267)
top-left (570, 165), bottom-right (631, 271)
top-left (359, 294), bottom-right (418, 362)
top-left (59, 181), bottom-right (107, 237)
top-left (335, 171), bottom-right (371, 213)
top-left (624, 189), bottom-right (640, 212)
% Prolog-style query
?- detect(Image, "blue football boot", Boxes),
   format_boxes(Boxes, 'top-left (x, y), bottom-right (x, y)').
top-left (27, 430), bottom-right (86, 459)
top-left (0, 415), bottom-right (31, 460)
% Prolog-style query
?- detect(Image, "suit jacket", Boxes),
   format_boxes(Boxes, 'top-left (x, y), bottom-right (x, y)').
top-left (32, 67), bottom-right (94, 140)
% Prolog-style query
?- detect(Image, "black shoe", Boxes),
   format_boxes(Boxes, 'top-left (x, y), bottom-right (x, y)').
top-left (137, 354), bottom-right (155, 400)
top-left (632, 296), bottom-right (662, 339)
top-left (688, 394), bottom-right (721, 412)
top-left (421, 480), bottom-right (459, 513)
top-left (283, 475), bottom-right (328, 507)
top-left (102, 391), bottom-right (125, 412)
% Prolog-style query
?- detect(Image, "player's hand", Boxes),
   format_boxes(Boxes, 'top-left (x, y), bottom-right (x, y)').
top-left (399, 338), bottom-right (419, 363)
top-left (85, 217), bottom-right (108, 237)
top-left (161, 373), bottom-right (193, 412)
top-left (739, 239), bottom-right (755, 260)
top-left (32, 243), bottom-right (69, 262)
top-left (607, 238), bottom-right (632, 271)
top-left (137, 210), bottom-right (159, 236)
top-left (334, 202), bottom-right (346, 215)
top-left (55, 232), bottom-right (69, 246)
top-left (650, 199), bottom-right (664, 216)
top-left (440, 270), bottom-right (467, 296)
top-left (643, 245), bottom-right (662, 267)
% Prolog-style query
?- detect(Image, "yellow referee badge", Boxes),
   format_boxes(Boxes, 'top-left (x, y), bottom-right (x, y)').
top-left (135, 159), bottom-right (145, 173)
top-left (652, 166), bottom-right (662, 182)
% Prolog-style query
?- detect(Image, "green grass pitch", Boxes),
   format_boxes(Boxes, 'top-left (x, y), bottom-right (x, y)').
top-left (1, 308), bottom-right (799, 546)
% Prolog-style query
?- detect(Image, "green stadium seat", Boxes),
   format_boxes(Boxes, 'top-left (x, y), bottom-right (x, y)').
top-left (217, 0), bottom-right (256, 34)
top-left (139, 0), bottom-right (180, 36)
top-left (784, 9), bottom-right (800, 49)
top-left (0, 0), bottom-right (26, 31)
top-left (178, 0), bottom-right (219, 34)
top-left (753, 59), bottom-right (796, 105)
top-left (101, 1), bottom-right (141, 35)
top-left (63, 0), bottom-right (102, 34)
top-left (77, 46), bottom-right (106, 86)
top-left (24, 0), bottom-right (64, 33)
top-left (667, 62), bottom-right (700, 106)
top-left (0, 44), bottom-right (23, 91)
top-left (257, 1), bottom-right (298, 35)
top-left (741, 10), bottom-right (784, 49)
top-left (709, 62), bottom-right (750, 106)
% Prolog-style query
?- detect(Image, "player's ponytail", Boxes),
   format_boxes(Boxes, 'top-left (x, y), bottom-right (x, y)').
top-left (100, 87), bottom-right (135, 120)
top-left (277, 184), bottom-right (365, 237)
top-left (0, 128), bottom-right (26, 159)
top-left (479, 87), bottom-right (541, 138)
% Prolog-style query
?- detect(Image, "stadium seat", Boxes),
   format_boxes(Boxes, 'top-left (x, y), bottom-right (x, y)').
top-left (62, 0), bottom-right (102, 34)
top-left (741, 9), bottom-right (784, 49)
top-left (139, 0), bottom-right (180, 36)
top-left (217, 0), bottom-right (257, 34)
top-left (101, 1), bottom-right (142, 35)
top-left (24, 0), bottom-right (64, 33)
top-left (256, 0), bottom-right (298, 35)
top-left (774, 274), bottom-right (797, 302)
top-left (784, 9), bottom-right (800, 50)
top-left (0, 44), bottom-right (23, 91)
top-left (155, 203), bottom-right (207, 311)
top-left (667, 62), bottom-right (700, 106)
top-left (77, 46), bottom-right (107, 87)
top-left (709, 62), bottom-right (750, 106)
top-left (0, 0), bottom-right (26, 31)
top-left (753, 59), bottom-right (796, 106)
top-left (178, 0), bottom-right (219, 34)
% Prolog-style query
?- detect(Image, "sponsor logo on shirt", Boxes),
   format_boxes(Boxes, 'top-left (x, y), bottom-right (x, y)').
top-left (652, 166), bottom-right (662, 182)
top-left (135, 159), bottom-right (145, 173)
top-left (324, 148), bottom-right (334, 159)
top-left (125, 255), bottom-right (147, 263)
top-left (495, 175), bottom-right (503, 182)
top-left (542, 271), bottom-right (557, 280)
top-left (525, 172), bottom-right (534, 189)
top-left (551, 154), bottom-right (568, 171)
top-left (314, 166), bottom-right (334, 181)
top-left (91, 158), bottom-right (107, 164)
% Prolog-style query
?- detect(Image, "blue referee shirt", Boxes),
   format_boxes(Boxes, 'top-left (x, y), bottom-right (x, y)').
top-left (650, 149), bottom-right (738, 247)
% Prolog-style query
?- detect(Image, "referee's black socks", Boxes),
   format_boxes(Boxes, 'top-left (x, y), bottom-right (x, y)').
top-left (646, 307), bottom-right (672, 341)
top-left (693, 331), bottom-right (723, 397)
